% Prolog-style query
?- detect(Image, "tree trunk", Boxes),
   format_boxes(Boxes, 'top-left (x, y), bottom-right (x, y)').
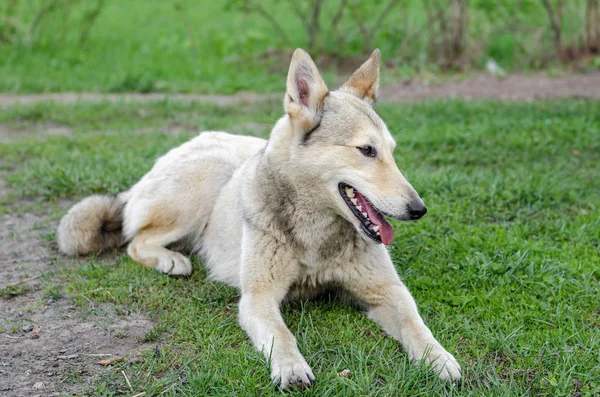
top-left (586, 0), bottom-right (600, 52)
top-left (449, 0), bottom-right (468, 67)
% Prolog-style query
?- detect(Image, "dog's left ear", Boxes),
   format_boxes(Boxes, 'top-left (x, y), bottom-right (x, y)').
top-left (341, 49), bottom-right (380, 105)
top-left (284, 49), bottom-right (329, 128)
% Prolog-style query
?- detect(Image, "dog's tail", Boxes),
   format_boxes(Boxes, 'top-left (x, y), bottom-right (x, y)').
top-left (57, 193), bottom-right (129, 256)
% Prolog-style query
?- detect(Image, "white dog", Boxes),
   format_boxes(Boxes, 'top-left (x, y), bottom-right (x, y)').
top-left (58, 49), bottom-right (461, 388)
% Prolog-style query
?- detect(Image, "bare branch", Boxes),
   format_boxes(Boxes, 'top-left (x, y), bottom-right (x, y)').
top-left (29, 0), bottom-right (61, 43)
top-left (286, 0), bottom-right (311, 36)
top-left (330, 0), bottom-right (348, 53)
top-left (79, 0), bottom-right (105, 46)
top-left (368, 0), bottom-right (402, 39)
top-left (363, 0), bottom-right (402, 52)
top-left (541, 0), bottom-right (563, 53)
top-left (249, 0), bottom-right (292, 46)
top-left (332, 0), bottom-right (347, 31)
top-left (349, 0), bottom-right (402, 52)
top-left (287, 0), bottom-right (308, 21)
top-left (307, 0), bottom-right (324, 53)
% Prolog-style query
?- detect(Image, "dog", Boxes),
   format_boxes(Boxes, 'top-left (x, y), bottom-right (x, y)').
top-left (57, 49), bottom-right (461, 388)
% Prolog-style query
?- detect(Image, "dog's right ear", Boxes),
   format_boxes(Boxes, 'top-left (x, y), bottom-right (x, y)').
top-left (284, 49), bottom-right (329, 129)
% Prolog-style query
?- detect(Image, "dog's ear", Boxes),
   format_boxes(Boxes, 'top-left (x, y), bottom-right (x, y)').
top-left (341, 49), bottom-right (380, 105)
top-left (284, 49), bottom-right (329, 128)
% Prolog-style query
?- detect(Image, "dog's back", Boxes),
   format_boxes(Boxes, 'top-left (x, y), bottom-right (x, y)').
top-left (57, 132), bottom-right (266, 269)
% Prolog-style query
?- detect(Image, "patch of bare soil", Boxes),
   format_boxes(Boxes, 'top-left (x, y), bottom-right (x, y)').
top-left (0, 298), bottom-right (155, 397)
top-left (0, 73), bottom-right (599, 107)
top-left (0, 196), bottom-right (156, 396)
top-left (0, 122), bottom-right (72, 142)
top-left (0, 92), bottom-right (280, 107)
top-left (380, 72), bottom-right (600, 101)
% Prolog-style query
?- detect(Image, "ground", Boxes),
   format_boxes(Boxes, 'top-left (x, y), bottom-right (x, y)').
top-left (1, 77), bottom-right (599, 396)
top-left (0, 202), bottom-right (157, 396)
top-left (1, 72), bottom-right (600, 108)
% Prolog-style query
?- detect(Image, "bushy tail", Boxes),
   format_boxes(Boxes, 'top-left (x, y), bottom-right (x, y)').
top-left (57, 194), bottom-right (128, 256)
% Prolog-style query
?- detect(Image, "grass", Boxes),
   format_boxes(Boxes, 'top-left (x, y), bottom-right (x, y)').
top-left (1, 0), bottom-right (598, 94)
top-left (0, 1), bottom-right (293, 94)
top-left (0, 284), bottom-right (29, 297)
top-left (1, 99), bottom-right (599, 396)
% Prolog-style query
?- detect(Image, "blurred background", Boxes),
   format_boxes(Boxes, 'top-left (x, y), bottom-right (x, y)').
top-left (1, 0), bottom-right (599, 94)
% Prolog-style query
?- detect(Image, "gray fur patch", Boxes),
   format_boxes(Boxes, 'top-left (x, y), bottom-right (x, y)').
top-left (245, 153), bottom-right (361, 263)
top-left (246, 156), bottom-right (304, 251)
top-left (316, 216), bottom-right (361, 261)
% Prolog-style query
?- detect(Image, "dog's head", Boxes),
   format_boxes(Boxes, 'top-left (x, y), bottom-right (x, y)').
top-left (270, 49), bottom-right (426, 246)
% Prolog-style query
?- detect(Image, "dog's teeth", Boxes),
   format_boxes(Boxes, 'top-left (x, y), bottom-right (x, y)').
top-left (376, 232), bottom-right (380, 236)
top-left (356, 205), bottom-right (362, 211)
top-left (362, 212), bottom-right (368, 218)
top-left (350, 198), bottom-right (358, 205)
top-left (372, 225), bottom-right (379, 232)
top-left (345, 187), bottom-right (355, 198)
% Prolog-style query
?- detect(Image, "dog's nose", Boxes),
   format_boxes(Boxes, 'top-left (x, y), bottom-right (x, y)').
top-left (407, 201), bottom-right (427, 220)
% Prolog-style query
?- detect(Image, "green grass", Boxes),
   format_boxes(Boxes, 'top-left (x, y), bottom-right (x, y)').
top-left (1, 0), bottom-right (597, 94)
top-left (0, 284), bottom-right (29, 297)
top-left (0, 1), bottom-right (295, 94)
top-left (1, 99), bottom-right (600, 396)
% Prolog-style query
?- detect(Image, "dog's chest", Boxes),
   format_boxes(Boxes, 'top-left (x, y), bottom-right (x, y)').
top-left (294, 212), bottom-right (361, 259)
top-left (293, 217), bottom-right (368, 287)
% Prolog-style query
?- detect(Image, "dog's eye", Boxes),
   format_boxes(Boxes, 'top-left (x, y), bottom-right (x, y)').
top-left (358, 145), bottom-right (377, 158)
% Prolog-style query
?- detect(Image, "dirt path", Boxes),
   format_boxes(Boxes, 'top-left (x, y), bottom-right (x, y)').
top-left (0, 73), bottom-right (599, 107)
top-left (379, 72), bottom-right (600, 101)
top-left (0, 204), bottom-right (157, 396)
top-left (0, 92), bottom-right (280, 107)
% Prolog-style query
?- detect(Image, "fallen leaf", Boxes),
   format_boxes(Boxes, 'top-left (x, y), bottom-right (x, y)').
top-left (97, 357), bottom-right (124, 366)
top-left (33, 327), bottom-right (41, 335)
top-left (338, 369), bottom-right (352, 378)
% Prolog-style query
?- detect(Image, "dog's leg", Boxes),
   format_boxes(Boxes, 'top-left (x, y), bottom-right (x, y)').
top-left (344, 254), bottom-right (461, 382)
top-left (238, 230), bottom-right (314, 389)
top-left (127, 228), bottom-right (192, 276)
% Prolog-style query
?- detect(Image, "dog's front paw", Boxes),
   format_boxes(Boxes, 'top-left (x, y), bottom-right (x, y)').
top-left (411, 341), bottom-right (462, 382)
top-left (271, 356), bottom-right (315, 389)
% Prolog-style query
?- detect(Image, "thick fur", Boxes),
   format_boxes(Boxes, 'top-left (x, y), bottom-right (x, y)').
top-left (58, 49), bottom-right (461, 388)
top-left (57, 194), bottom-right (128, 256)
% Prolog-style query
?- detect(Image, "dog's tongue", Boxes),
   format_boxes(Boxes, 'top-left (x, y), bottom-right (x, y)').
top-left (355, 192), bottom-right (394, 245)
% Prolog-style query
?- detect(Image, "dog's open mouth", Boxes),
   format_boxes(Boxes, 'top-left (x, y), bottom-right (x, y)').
top-left (338, 183), bottom-right (394, 245)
